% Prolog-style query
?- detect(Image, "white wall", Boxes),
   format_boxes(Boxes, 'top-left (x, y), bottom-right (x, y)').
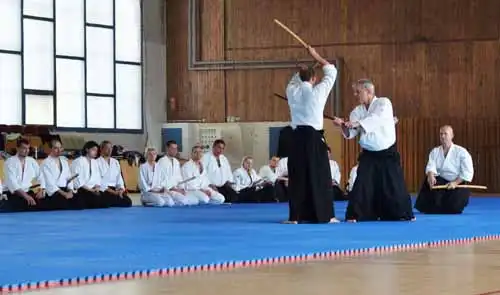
top-left (59, 0), bottom-right (167, 151)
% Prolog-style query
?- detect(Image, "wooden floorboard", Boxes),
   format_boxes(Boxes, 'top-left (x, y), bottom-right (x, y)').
top-left (31, 241), bottom-right (500, 295)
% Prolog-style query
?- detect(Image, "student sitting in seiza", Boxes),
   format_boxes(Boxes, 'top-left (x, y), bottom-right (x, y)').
top-left (157, 140), bottom-right (199, 206)
top-left (414, 125), bottom-right (474, 214)
top-left (181, 145), bottom-right (225, 205)
top-left (3, 138), bottom-right (47, 212)
top-left (232, 156), bottom-right (276, 203)
top-left (138, 147), bottom-right (175, 207)
top-left (40, 139), bottom-right (85, 210)
top-left (71, 141), bottom-right (109, 209)
top-left (258, 156), bottom-right (279, 184)
top-left (96, 140), bottom-right (132, 208)
top-left (201, 139), bottom-right (237, 203)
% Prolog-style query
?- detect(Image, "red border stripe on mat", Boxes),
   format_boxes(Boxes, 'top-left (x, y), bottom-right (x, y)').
top-left (1, 234), bottom-right (499, 294)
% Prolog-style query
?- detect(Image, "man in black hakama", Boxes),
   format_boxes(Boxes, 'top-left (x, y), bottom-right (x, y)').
top-left (334, 79), bottom-right (414, 222)
top-left (2, 138), bottom-right (50, 212)
top-left (284, 46), bottom-right (339, 224)
top-left (414, 177), bottom-right (470, 214)
top-left (414, 125), bottom-right (474, 214)
top-left (40, 139), bottom-right (85, 211)
top-left (277, 125), bottom-right (293, 159)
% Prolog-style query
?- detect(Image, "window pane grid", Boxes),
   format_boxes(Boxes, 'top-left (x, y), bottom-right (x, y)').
top-left (0, 0), bottom-right (142, 129)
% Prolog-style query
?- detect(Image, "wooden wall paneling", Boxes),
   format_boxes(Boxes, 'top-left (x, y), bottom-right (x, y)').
top-left (392, 44), bottom-right (425, 117)
top-left (166, 0), bottom-right (190, 121)
top-left (421, 0), bottom-right (499, 41)
top-left (468, 41), bottom-right (500, 118)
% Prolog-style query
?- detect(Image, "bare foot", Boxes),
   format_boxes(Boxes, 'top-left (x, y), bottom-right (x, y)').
top-left (282, 220), bottom-right (298, 224)
top-left (329, 218), bottom-right (340, 223)
top-left (346, 219), bottom-right (357, 223)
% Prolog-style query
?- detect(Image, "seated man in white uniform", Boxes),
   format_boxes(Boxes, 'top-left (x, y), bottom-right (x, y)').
top-left (139, 147), bottom-right (175, 207)
top-left (415, 125), bottom-right (474, 214)
top-left (327, 147), bottom-right (346, 201)
top-left (232, 156), bottom-right (276, 203)
top-left (71, 141), bottom-right (108, 209)
top-left (3, 138), bottom-right (47, 212)
top-left (201, 139), bottom-right (237, 203)
top-left (157, 140), bottom-right (198, 206)
top-left (181, 145), bottom-right (225, 205)
top-left (258, 156), bottom-right (279, 184)
top-left (97, 140), bottom-right (132, 207)
top-left (273, 157), bottom-right (289, 202)
top-left (40, 139), bottom-right (85, 210)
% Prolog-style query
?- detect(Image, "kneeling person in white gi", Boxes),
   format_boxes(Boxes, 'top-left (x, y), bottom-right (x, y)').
top-left (181, 145), bottom-right (225, 205)
top-left (139, 148), bottom-right (175, 207)
top-left (415, 125), bottom-right (474, 214)
top-left (158, 140), bottom-right (199, 206)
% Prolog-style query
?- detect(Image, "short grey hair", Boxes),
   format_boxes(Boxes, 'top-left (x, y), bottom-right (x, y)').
top-left (353, 79), bottom-right (375, 93)
top-left (146, 147), bottom-right (157, 153)
top-left (191, 145), bottom-right (203, 153)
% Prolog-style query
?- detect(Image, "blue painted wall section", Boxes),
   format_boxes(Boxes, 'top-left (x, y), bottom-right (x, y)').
top-left (269, 127), bottom-right (284, 159)
top-left (161, 128), bottom-right (183, 153)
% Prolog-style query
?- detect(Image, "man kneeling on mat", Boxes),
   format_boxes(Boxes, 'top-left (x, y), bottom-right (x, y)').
top-left (40, 139), bottom-right (85, 210)
top-left (97, 141), bottom-right (133, 208)
top-left (414, 125), bottom-right (474, 214)
top-left (3, 138), bottom-right (48, 212)
top-left (71, 141), bottom-right (109, 209)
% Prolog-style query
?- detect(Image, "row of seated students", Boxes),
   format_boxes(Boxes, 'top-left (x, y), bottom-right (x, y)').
top-left (138, 139), bottom-right (357, 207)
top-left (0, 137), bottom-right (359, 212)
top-left (139, 140), bottom-right (277, 206)
top-left (0, 139), bottom-right (132, 212)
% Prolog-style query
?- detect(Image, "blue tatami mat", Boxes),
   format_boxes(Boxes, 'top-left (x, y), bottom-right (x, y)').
top-left (1, 197), bottom-right (500, 286)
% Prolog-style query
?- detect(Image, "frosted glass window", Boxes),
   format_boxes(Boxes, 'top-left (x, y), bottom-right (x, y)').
top-left (23, 0), bottom-right (53, 18)
top-left (115, 0), bottom-right (141, 62)
top-left (0, 0), bottom-right (21, 51)
top-left (116, 64), bottom-right (141, 129)
top-left (87, 96), bottom-right (114, 128)
top-left (56, 59), bottom-right (85, 127)
top-left (55, 0), bottom-right (84, 57)
top-left (0, 54), bottom-right (22, 125)
top-left (86, 27), bottom-right (114, 94)
top-left (25, 95), bottom-right (54, 125)
top-left (86, 0), bottom-right (113, 26)
top-left (23, 19), bottom-right (54, 90)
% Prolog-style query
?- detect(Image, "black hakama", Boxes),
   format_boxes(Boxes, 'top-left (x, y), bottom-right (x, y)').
top-left (414, 176), bottom-right (470, 214)
top-left (3, 190), bottom-right (51, 212)
top-left (103, 186), bottom-right (133, 207)
top-left (345, 144), bottom-right (414, 221)
top-left (47, 188), bottom-right (86, 210)
top-left (277, 126), bottom-right (293, 158)
top-left (216, 183), bottom-right (238, 203)
top-left (235, 184), bottom-right (277, 203)
top-left (275, 180), bottom-right (289, 202)
top-left (76, 188), bottom-right (110, 209)
top-left (331, 185), bottom-right (347, 201)
top-left (288, 126), bottom-right (334, 223)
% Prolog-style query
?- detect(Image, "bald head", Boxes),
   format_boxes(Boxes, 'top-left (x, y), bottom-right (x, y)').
top-left (439, 125), bottom-right (454, 147)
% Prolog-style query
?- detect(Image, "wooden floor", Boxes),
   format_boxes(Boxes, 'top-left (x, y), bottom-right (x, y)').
top-left (30, 241), bottom-right (500, 295)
